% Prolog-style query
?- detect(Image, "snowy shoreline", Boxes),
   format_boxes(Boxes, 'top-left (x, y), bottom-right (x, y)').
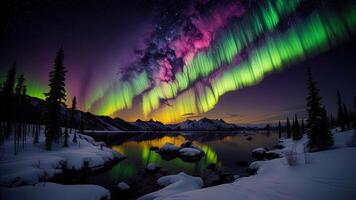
top-left (0, 130), bottom-right (125, 187)
top-left (137, 130), bottom-right (356, 200)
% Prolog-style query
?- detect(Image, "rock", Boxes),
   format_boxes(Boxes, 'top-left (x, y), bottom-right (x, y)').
top-left (233, 175), bottom-right (240, 180)
top-left (159, 143), bottom-right (180, 153)
top-left (246, 136), bottom-right (253, 141)
top-left (117, 182), bottom-right (130, 190)
top-left (180, 140), bottom-right (193, 148)
top-left (150, 146), bottom-right (159, 151)
top-left (206, 163), bottom-right (216, 170)
top-left (179, 148), bottom-right (204, 162)
top-left (146, 163), bottom-right (161, 172)
top-left (274, 144), bottom-right (284, 149)
top-left (252, 147), bottom-right (267, 160)
top-left (205, 172), bottom-right (220, 186)
top-left (236, 160), bottom-right (248, 167)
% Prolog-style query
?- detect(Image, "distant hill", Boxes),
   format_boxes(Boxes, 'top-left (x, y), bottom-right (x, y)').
top-left (168, 118), bottom-right (244, 131)
top-left (18, 96), bottom-right (249, 131)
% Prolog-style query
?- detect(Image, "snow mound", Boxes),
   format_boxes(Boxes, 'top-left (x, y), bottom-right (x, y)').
top-left (137, 172), bottom-right (203, 200)
top-left (117, 181), bottom-right (130, 190)
top-left (0, 128), bottom-right (125, 186)
top-left (252, 147), bottom-right (267, 155)
top-left (0, 182), bottom-right (110, 200)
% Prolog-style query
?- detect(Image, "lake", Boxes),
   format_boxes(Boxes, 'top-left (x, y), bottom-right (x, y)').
top-left (81, 131), bottom-right (279, 199)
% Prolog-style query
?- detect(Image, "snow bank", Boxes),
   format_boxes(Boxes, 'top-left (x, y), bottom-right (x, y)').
top-left (252, 147), bottom-right (267, 155)
top-left (0, 128), bottom-right (125, 186)
top-left (0, 182), bottom-right (110, 200)
top-left (137, 172), bottom-right (203, 200)
top-left (160, 130), bottom-right (356, 200)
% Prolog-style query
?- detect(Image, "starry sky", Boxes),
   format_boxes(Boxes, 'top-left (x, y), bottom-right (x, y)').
top-left (1, 0), bottom-right (355, 125)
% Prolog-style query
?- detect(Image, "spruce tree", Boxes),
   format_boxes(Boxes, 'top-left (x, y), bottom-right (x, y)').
top-left (286, 117), bottom-right (291, 138)
top-left (301, 119), bottom-right (305, 136)
top-left (44, 47), bottom-right (67, 150)
top-left (293, 115), bottom-right (301, 140)
top-left (336, 91), bottom-right (345, 131)
top-left (1, 63), bottom-right (17, 137)
top-left (70, 97), bottom-right (77, 132)
top-left (63, 113), bottom-right (69, 147)
top-left (278, 121), bottom-right (282, 139)
top-left (306, 66), bottom-right (333, 150)
top-left (343, 104), bottom-right (350, 130)
top-left (353, 97), bottom-right (356, 130)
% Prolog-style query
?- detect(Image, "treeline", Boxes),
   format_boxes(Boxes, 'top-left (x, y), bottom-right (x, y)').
top-left (0, 47), bottom-right (84, 154)
top-left (0, 63), bottom-right (41, 154)
top-left (277, 66), bottom-right (356, 151)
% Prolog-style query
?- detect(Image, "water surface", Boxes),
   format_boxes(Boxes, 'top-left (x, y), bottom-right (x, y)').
top-left (84, 131), bottom-right (279, 199)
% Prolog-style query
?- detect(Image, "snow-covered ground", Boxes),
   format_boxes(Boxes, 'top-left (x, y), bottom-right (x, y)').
top-left (138, 172), bottom-right (203, 200)
top-left (0, 127), bottom-right (125, 187)
top-left (0, 182), bottom-right (111, 200)
top-left (144, 130), bottom-right (356, 200)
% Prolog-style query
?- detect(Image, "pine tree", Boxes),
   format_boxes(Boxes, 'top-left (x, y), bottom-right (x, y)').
top-left (337, 91), bottom-right (345, 131)
top-left (353, 97), bottom-right (356, 130)
top-left (70, 97), bottom-right (77, 132)
top-left (278, 121), bottom-right (282, 139)
top-left (79, 113), bottom-right (84, 134)
top-left (301, 119), bottom-right (305, 136)
top-left (306, 66), bottom-right (333, 150)
top-left (293, 115), bottom-right (301, 140)
top-left (343, 104), bottom-right (350, 130)
top-left (1, 63), bottom-right (17, 137)
top-left (14, 74), bottom-right (25, 154)
top-left (286, 117), bottom-right (291, 138)
top-left (44, 47), bottom-right (67, 150)
top-left (63, 113), bottom-right (69, 147)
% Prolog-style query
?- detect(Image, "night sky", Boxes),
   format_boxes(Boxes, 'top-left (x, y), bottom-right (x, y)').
top-left (1, 0), bottom-right (355, 125)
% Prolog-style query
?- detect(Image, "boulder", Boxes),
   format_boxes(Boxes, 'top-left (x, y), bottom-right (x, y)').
top-left (117, 182), bottom-right (130, 190)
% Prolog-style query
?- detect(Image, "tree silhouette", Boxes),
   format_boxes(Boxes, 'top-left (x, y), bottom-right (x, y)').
top-left (44, 47), bottom-right (67, 150)
top-left (336, 91), bottom-right (345, 131)
top-left (278, 121), bottom-right (282, 139)
top-left (1, 63), bottom-right (17, 137)
top-left (306, 66), bottom-right (333, 150)
top-left (286, 117), bottom-right (291, 138)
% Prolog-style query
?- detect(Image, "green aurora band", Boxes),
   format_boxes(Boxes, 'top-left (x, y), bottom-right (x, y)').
top-left (149, 6), bottom-right (356, 123)
top-left (4, 0), bottom-right (355, 123)
top-left (141, 0), bottom-right (303, 117)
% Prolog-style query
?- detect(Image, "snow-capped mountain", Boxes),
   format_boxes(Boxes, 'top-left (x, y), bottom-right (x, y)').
top-left (130, 119), bottom-right (169, 131)
top-left (170, 118), bottom-right (240, 131)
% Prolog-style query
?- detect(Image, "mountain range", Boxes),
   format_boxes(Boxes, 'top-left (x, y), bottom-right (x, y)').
top-left (21, 96), bottom-right (249, 131)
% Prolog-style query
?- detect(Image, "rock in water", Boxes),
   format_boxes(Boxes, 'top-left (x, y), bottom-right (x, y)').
top-left (117, 182), bottom-right (130, 190)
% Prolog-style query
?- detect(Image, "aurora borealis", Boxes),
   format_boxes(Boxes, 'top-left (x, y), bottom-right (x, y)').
top-left (1, 0), bottom-right (356, 124)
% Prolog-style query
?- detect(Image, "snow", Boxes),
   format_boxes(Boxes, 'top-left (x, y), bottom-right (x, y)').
top-left (251, 147), bottom-right (267, 155)
top-left (0, 182), bottom-right (110, 200)
top-left (146, 163), bottom-right (160, 172)
top-left (117, 181), bottom-right (130, 190)
top-left (157, 130), bottom-right (356, 200)
top-left (0, 127), bottom-right (125, 186)
top-left (179, 148), bottom-right (202, 157)
top-left (138, 172), bottom-right (203, 200)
